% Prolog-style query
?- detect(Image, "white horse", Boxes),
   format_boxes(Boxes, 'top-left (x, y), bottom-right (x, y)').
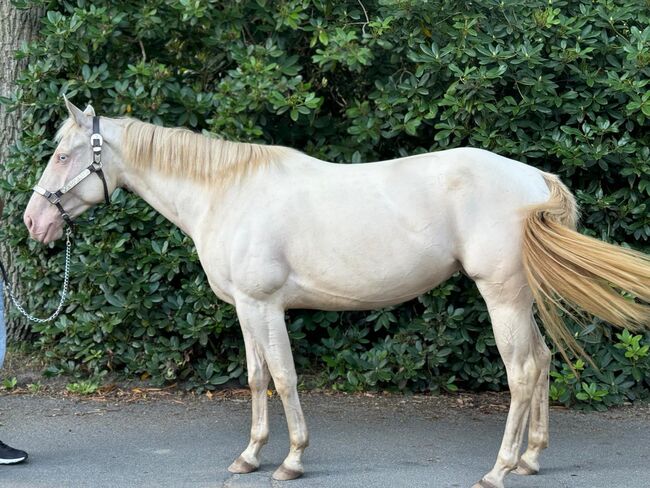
top-left (24, 98), bottom-right (650, 488)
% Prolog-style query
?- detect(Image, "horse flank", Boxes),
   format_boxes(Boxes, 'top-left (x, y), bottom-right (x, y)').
top-left (121, 119), bottom-right (292, 184)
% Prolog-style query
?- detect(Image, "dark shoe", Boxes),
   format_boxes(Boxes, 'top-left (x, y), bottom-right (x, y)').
top-left (0, 441), bottom-right (28, 464)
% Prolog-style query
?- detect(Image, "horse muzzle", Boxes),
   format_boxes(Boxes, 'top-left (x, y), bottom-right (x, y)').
top-left (23, 200), bottom-right (65, 244)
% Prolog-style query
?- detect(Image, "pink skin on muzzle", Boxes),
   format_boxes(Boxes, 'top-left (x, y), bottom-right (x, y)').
top-left (23, 196), bottom-right (65, 244)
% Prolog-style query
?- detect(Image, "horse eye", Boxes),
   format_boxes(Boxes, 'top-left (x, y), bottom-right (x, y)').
top-left (58, 154), bottom-right (68, 162)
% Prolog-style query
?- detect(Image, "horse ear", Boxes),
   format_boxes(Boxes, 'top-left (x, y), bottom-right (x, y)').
top-left (63, 94), bottom-right (92, 129)
top-left (83, 104), bottom-right (96, 117)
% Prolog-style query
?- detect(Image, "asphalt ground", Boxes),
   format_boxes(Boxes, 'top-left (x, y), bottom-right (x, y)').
top-left (0, 391), bottom-right (648, 488)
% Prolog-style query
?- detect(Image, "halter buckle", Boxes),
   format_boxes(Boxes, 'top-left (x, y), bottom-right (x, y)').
top-left (33, 185), bottom-right (61, 205)
top-left (91, 133), bottom-right (103, 150)
top-left (46, 193), bottom-right (61, 205)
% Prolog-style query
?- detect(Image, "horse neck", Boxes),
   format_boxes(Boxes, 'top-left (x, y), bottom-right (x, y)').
top-left (117, 164), bottom-right (213, 239)
top-left (111, 116), bottom-right (301, 238)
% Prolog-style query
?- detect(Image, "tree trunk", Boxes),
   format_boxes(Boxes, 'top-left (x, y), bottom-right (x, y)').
top-left (0, 2), bottom-right (42, 340)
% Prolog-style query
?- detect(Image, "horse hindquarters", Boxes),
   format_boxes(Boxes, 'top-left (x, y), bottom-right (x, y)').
top-left (452, 168), bottom-right (555, 488)
top-left (470, 171), bottom-right (650, 488)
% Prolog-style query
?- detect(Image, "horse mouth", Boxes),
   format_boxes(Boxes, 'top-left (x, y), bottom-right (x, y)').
top-left (31, 223), bottom-right (63, 244)
top-left (43, 225), bottom-right (64, 244)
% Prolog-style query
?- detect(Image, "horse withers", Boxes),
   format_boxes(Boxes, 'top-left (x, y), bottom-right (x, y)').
top-left (23, 98), bottom-right (650, 488)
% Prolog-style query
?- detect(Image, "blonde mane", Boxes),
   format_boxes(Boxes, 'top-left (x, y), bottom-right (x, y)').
top-left (121, 119), bottom-right (291, 184)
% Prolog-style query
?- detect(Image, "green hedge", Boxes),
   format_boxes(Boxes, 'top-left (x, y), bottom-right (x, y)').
top-left (1, 0), bottom-right (649, 409)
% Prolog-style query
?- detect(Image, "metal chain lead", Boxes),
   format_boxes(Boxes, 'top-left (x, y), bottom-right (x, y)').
top-left (5, 228), bottom-right (72, 323)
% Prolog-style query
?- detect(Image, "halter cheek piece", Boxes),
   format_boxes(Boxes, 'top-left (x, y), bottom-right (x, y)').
top-left (32, 116), bottom-right (111, 231)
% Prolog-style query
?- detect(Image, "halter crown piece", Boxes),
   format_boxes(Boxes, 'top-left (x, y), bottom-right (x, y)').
top-left (33, 116), bottom-right (111, 231)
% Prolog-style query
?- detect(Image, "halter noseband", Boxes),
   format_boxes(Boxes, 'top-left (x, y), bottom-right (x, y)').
top-left (33, 116), bottom-right (111, 230)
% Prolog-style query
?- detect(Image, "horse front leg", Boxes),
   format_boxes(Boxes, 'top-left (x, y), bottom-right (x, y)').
top-left (235, 297), bottom-right (309, 481)
top-left (228, 329), bottom-right (271, 474)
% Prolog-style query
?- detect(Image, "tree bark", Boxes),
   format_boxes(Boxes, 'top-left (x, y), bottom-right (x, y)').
top-left (0, 2), bottom-right (42, 340)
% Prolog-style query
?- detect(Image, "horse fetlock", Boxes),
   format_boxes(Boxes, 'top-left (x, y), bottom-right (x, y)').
top-left (497, 447), bottom-right (522, 471)
top-left (527, 430), bottom-right (548, 449)
top-left (290, 433), bottom-right (309, 452)
top-left (251, 432), bottom-right (269, 446)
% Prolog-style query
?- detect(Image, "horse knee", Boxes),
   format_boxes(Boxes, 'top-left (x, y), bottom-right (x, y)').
top-left (273, 373), bottom-right (297, 397)
top-left (248, 370), bottom-right (269, 391)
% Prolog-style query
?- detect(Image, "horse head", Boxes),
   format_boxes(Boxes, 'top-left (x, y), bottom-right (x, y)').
top-left (23, 96), bottom-right (118, 243)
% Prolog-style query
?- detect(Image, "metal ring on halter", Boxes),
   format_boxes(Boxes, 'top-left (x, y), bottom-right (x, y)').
top-left (32, 116), bottom-right (110, 231)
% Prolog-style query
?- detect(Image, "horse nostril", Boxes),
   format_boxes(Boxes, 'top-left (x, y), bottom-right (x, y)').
top-left (24, 214), bottom-right (34, 232)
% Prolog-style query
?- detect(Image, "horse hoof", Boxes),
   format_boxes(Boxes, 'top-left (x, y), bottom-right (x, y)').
top-left (228, 456), bottom-right (258, 474)
top-left (514, 458), bottom-right (538, 475)
top-left (471, 479), bottom-right (499, 488)
top-left (272, 463), bottom-right (303, 481)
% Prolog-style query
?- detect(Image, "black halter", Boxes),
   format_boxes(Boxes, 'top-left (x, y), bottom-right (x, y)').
top-left (33, 116), bottom-right (111, 231)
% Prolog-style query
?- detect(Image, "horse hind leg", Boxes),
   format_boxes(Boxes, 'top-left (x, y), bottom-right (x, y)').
top-left (514, 327), bottom-right (551, 476)
top-left (471, 277), bottom-right (544, 488)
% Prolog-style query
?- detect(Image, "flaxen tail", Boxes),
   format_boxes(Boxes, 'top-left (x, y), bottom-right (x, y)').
top-left (522, 173), bottom-right (650, 363)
